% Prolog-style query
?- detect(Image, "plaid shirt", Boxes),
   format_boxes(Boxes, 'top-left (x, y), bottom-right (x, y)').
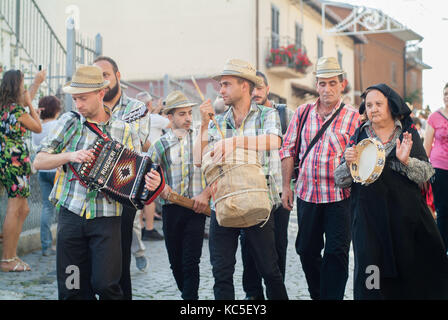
top-left (269, 102), bottom-right (295, 190)
top-left (111, 92), bottom-right (151, 146)
top-left (279, 98), bottom-right (360, 204)
top-left (207, 103), bottom-right (283, 205)
top-left (37, 110), bottom-right (141, 219)
top-left (148, 128), bottom-right (206, 206)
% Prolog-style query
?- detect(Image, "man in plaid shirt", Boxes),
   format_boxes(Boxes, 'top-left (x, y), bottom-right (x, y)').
top-left (33, 65), bottom-right (162, 300)
top-left (94, 56), bottom-right (152, 299)
top-left (196, 59), bottom-right (288, 300)
top-left (280, 57), bottom-right (360, 300)
top-left (147, 90), bottom-right (211, 300)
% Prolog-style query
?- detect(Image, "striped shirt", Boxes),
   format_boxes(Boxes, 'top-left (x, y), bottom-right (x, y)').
top-left (148, 128), bottom-right (206, 206)
top-left (111, 93), bottom-right (151, 146)
top-left (279, 98), bottom-right (360, 204)
top-left (207, 103), bottom-right (283, 205)
top-left (37, 110), bottom-right (141, 219)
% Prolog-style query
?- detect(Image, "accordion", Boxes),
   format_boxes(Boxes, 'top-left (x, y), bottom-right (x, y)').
top-left (72, 138), bottom-right (165, 210)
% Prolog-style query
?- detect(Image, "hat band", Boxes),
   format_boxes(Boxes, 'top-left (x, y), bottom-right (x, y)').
top-left (316, 69), bottom-right (344, 74)
top-left (166, 99), bottom-right (191, 108)
top-left (70, 81), bottom-right (106, 89)
top-left (221, 69), bottom-right (255, 77)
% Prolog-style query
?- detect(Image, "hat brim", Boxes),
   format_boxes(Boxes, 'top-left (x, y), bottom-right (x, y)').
top-left (313, 71), bottom-right (345, 79)
top-left (212, 72), bottom-right (262, 86)
top-left (62, 80), bottom-right (110, 95)
top-left (162, 102), bottom-right (198, 114)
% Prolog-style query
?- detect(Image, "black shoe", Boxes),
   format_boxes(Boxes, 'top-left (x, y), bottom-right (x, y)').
top-left (142, 228), bottom-right (164, 241)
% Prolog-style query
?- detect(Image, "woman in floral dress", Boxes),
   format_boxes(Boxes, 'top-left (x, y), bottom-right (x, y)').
top-left (0, 70), bottom-right (42, 272)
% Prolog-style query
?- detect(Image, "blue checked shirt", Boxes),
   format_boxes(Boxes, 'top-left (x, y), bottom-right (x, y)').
top-left (37, 109), bottom-right (141, 219)
top-left (207, 103), bottom-right (283, 205)
top-left (147, 128), bottom-right (206, 206)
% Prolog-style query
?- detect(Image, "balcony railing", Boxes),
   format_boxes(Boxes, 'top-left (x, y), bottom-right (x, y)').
top-left (265, 36), bottom-right (312, 79)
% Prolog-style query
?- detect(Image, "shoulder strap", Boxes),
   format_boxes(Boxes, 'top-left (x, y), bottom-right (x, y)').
top-left (299, 103), bottom-right (345, 169)
top-left (293, 104), bottom-right (312, 167)
top-left (276, 104), bottom-right (288, 135)
top-left (70, 111), bottom-right (111, 142)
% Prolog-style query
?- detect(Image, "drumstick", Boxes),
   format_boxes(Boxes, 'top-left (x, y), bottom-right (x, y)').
top-left (167, 190), bottom-right (211, 216)
top-left (191, 76), bottom-right (205, 101)
top-left (191, 75), bottom-right (225, 139)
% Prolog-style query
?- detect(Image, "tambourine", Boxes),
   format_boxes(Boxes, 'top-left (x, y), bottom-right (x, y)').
top-left (349, 138), bottom-right (386, 186)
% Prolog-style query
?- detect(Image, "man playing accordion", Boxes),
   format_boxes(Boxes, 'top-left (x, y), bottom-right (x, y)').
top-left (33, 65), bottom-right (162, 300)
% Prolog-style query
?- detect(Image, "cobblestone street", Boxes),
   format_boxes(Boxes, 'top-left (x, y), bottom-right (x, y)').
top-left (0, 212), bottom-right (354, 300)
top-left (0, 212), bottom-right (353, 300)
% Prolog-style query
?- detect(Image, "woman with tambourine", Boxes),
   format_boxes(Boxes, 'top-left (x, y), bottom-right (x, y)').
top-left (335, 83), bottom-right (448, 299)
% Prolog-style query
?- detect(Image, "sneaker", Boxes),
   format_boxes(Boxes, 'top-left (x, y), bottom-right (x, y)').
top-left (142, 229), bottom-right (164, 241)
top-left (42, 248), bottom-right (56, 257)
top-left (135, 256), bottom-right (148, 272)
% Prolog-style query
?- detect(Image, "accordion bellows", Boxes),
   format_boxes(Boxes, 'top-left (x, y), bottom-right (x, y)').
top-left (77, 139), bottom-right (164, 209)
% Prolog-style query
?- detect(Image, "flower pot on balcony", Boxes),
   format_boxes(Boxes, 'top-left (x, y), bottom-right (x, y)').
top-left (267, 65), bottom-right (306, 79)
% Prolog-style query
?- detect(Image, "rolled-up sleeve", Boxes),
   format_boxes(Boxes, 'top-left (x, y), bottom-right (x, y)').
top-left (36, 112), bottom-right (78, 154)
top-left (263, 108), bottom-right (282, 140)
top-left (279, 107), bottom-right (300, 160)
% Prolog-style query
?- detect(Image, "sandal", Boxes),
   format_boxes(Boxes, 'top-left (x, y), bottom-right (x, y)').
top-left (0, 257), bottom-right (31, 272)
top-left (13, 256), bottom-right (31, 270)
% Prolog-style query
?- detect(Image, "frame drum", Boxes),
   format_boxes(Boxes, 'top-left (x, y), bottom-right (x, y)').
top-left (349, 138), bottom-right (386, 186)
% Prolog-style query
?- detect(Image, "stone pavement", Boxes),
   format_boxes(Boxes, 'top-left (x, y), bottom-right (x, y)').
top-left (0, 211), bottom-right (354, 300)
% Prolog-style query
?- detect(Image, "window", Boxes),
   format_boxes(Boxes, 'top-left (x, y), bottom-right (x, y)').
top-left (391, 62), bottom-right (397, 86)
top-left (317, 36), bottom-right (324, 59)
top-left (295, 23), bottom-right (303, 49)
top-left (338, 50), bottom-right (343, 69)
top-left (271, 5), bottom-right (280, 49)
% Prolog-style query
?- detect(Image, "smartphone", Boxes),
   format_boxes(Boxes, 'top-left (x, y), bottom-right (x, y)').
top-left (38, 65), bottom-right (42, 71)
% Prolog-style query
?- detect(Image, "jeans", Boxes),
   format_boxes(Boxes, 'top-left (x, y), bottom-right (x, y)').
top-left (162, 204), bottom-right (206, 300)
top-left (209, 209), bottom-right (288, 300)
top-left (295, 198), bottom-right (351, 300)
top-left (240, 201), bottom-right (290, 298)
top-left (56, 207), bottom-right (123, 300)
top-left (432, 168), bottom-right (448, 251)
top-left (131, 210), bottom-right (146, 258)
top-left (38, 171), bottom-right (57, 252)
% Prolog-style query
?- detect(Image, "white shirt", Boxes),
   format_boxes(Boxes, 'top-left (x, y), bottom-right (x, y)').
top-left (149, 114), bottom-right (170, 143)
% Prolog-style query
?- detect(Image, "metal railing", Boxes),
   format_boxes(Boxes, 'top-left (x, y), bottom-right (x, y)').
top-left (0, 0), bottom-right (102, 104)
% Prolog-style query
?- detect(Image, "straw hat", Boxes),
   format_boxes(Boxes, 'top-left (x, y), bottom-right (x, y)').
top-left (212, 59), bottom-right (262, 86)
top-left (313, 57), bottom-right (345, 79)
top-left (162, 91), bottom-right (197, 114)
top-left (63, 65), bottom-right (110, 94)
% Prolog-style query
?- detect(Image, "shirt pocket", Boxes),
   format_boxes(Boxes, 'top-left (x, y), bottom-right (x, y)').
top-left (328, 131), bottom-right (349, 157)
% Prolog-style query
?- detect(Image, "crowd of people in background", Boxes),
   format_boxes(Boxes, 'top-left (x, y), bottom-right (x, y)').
top-left (0, 55), bottom-right (447, 300)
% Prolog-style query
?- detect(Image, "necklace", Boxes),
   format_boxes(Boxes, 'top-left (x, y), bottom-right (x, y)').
top-left (369, 125), bottom-right (397, 145)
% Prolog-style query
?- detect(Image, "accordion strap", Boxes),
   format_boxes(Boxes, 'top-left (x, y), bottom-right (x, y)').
top-left (70, 111), bottom-right (111, 141)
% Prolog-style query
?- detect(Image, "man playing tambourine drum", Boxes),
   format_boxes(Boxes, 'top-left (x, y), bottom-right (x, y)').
top-left (335, 83), bottom-right (448, 300)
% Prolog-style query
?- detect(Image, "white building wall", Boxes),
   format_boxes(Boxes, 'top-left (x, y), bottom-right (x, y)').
top-left (35, 0), bottom-right (256, 81)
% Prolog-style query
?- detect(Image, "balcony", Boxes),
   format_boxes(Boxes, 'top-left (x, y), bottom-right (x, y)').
top-left (266, 41), bottom-right (312, 79)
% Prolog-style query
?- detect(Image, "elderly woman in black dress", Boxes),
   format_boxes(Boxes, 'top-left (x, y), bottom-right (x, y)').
top-left (335, 83), bottom-right (448, 299)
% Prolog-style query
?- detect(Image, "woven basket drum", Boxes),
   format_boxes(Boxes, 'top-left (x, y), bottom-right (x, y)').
top-left (202, 148), bottom-right (272, 228)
